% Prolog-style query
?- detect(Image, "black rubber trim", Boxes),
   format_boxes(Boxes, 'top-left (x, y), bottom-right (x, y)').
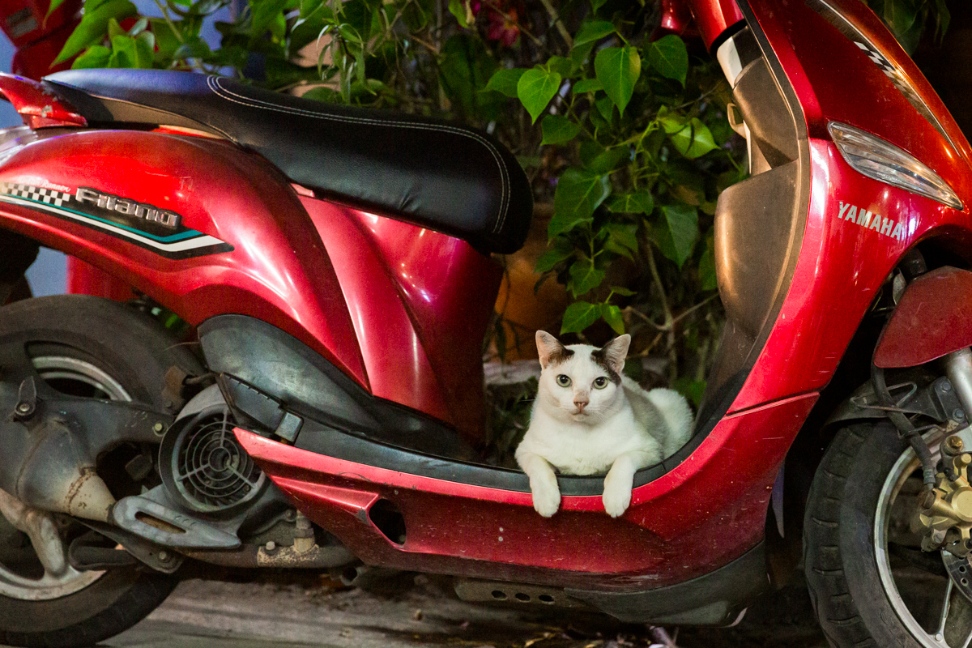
top-left (566, 542), bottom-right (768, 624)
top-left (292, 385), bottom-right (733, 494)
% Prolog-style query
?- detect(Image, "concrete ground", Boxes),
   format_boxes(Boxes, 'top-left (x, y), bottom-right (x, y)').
top-left (53, 570), bottom-right (828, 648)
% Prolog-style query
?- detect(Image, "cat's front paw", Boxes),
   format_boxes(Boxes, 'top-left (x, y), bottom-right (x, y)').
top-left (530, 478), bottom-right (561, 517)
top-left (602, 473), bottom-right (632, 518)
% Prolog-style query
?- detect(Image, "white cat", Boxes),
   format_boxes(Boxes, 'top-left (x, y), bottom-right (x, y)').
top-left (515, 331), bottom-right (693, 518)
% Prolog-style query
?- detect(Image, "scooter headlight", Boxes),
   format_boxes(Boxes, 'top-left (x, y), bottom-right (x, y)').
top-left (829, 122), bottom-right (963, 210)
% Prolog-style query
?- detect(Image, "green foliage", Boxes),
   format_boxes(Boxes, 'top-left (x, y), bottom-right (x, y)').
top-left (867, 0), bottom-right (950, 54)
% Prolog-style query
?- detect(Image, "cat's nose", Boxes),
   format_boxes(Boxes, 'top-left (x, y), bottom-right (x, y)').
top-left (573, 396), bottom-right (589, 412)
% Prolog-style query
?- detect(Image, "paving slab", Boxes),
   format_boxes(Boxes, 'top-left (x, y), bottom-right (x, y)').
top-left (3, 572), bottom-right (828, 648)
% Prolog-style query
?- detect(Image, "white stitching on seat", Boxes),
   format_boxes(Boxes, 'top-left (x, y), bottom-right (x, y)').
top-left (207, 76), bottom-right (512, 235)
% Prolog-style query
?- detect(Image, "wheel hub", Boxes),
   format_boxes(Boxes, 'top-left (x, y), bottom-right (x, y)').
top-left (919, 438), bottom-right (972, 556)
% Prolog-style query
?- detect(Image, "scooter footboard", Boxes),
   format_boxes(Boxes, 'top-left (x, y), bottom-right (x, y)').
top-left (233, 392), bottom-right (817, 598)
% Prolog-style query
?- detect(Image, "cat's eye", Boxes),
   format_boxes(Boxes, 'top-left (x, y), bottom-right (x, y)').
top-left (593, 377), bottom-right (609, 389)
top-left (556, 374), bottom-right (571, 387)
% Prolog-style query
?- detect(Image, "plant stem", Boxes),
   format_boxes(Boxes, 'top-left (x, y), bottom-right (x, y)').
top-left (537, 0), bottom-right (572, 49)
top-left (153, 0), bottom-right (185, 44)
top-left (645, 243), bottom-right (677, 382)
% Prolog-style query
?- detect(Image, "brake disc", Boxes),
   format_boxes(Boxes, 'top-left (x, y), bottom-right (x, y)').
top-left (942, 551), bottom-right (972, 604)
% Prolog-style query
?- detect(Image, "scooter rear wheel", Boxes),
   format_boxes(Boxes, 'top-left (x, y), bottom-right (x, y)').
top-left (0, 295), bottom-right (201, 648)
top-left (805, 422), bottom-right (972, 648)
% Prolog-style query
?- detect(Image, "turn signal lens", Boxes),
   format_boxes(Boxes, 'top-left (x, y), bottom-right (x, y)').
top-left (829, 122), bottom-right (963, 210)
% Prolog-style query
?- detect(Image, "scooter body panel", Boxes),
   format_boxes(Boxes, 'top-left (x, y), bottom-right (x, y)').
top-left (301, 195), bottom-right (502, 439)
top-left (238, 392), bottom-right (817, 588)
top-left (0, 128), bottom-right (370, 386)
top-left (729, 0), bottom-right (972, 415)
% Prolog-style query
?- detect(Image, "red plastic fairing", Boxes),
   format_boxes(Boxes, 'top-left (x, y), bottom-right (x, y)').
top-left (873, 268), bottom-right (972, 369)
top-left (237, 392), bottom-right (817, 589)
top-left (302, 197), bottom-right (502, 439)
top-left (685, 0), bottom-right (744, 50)
top-left (0, 0), bottom-right (80, 49)
top-left (0, 73), bottom-right (86, 128)
top-left (725, 0), bottom-right (972, 413)
top-left (0, 129), bottom-right (367, 387)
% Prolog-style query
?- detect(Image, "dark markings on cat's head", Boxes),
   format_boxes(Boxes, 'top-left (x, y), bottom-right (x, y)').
top-left (591, 334), bottom-right (631, 384)
top-left (536, 330), bottom-right (574, 369)
top-left (590, 348), bottom-right (622, 385)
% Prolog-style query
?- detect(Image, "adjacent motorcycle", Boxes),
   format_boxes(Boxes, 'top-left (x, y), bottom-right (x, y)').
top-left (0, 0), bottom-right (969, 646)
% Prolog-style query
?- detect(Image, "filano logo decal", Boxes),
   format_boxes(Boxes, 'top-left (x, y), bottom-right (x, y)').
top-left (75, 187), bottom-right (182, 229)
top-left (836, 201), bottom-right (909, 242)
top-left (0, 182), bottom-right (232, 259)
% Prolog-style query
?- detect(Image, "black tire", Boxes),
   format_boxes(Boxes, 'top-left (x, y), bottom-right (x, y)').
top-left (804, 422), bottom-right (954, 648)
top-left (0, 295), bottom-right (203, 648)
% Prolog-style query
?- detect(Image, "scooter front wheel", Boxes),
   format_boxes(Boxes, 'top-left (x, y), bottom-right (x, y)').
top-left (805, 422), bottom-right (972, 648)
top-left (0, 295), bottom-right (200, 648)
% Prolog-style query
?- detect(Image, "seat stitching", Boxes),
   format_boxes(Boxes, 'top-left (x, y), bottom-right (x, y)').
top-left (208, 77), bottom-right (512, 235)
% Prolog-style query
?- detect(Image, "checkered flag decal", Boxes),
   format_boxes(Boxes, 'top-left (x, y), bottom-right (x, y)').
top-left (855, 41), bottom-right (897, 76)
top-left (854, 41), bottom-right (927, 107)
top-left (0, 182), bottom-right (71, 207)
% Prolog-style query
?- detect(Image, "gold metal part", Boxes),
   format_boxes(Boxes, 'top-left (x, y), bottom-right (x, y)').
top-left (920, 452), bottom-right (972, 555)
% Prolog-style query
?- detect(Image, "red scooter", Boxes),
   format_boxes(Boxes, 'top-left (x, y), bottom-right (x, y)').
top-left (0, 0), bottom-right (970, 646)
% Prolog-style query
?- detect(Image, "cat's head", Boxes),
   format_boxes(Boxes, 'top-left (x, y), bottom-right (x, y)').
top-left (534, 331), bottom-right (631, 424)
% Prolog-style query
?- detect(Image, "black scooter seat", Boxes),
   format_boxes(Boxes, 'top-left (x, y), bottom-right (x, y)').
top-left (43, 69), bottom-right (533, 254)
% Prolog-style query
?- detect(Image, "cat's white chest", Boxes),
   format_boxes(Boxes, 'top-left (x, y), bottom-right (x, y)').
top-left (520, 406), bottom-right (657, 475)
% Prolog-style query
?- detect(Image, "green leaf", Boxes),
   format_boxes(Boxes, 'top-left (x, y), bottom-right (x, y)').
top-left (580, 141), bottom-right (626, 173)
top-left (574, 20), bottom-right (615, 46)
top-left (647, 34), bottom-right (688, 86)
top-left (550, 168), bottom-right (610, 237)
top-left (572, 78), bottom-right (602, 93)
top-left (73, 44), bottom-right (111, 68)
top-left (402, 1), bottom-right (428, 30)
top-left (608, 191), bottom-right (654, 215)
top-left (107, 32), bottom-right (153, 68)
top-left (546, 56), bottom-right (572, 77)
top-left (485, 68), bottom-right (526, 98)
top-left (173, 36), bottom-right (212, 60)
top-left (439, 35), bottom-right (500, 120)
top-left (541, 114), bottom-right (581, 145)
top-left (595, 95), bottom-right (614, 123)
top-left (47, 0), bottom-right (67, 18)
top-left (655, 204), bottom-right (699, 268)
top-left (569, 261), bottom-right (606, 296)
top-left (447, 0), bottom-right (471, 28)
top-left (561, 301), bottom-right (601, 334)
top-left (604, 223), bottom-right (639, 254)
top-left (601, 304), bottom-right (625, 334)
top-left (589, 0), bottom-right (608, 12)
top-left (663, 117), bottom-right (718, 159)
top-left (569, 42), bottom-right (594, 69)
top-left (107, 17), bottom-right (124, 39)
top-left (149, 18), bottom-right (180, 58)
top-left (127, 16), bottom-right (148, 35)
top-left (250, 0), bottom-right (288, 39)
top-left (594, 45), bottom-right (640, 115)
top-left (610, 286), bottom-right (636, 297)
top-left (517, 67), bottom-right (562, 123)
top-left (884, 0), bottom-right (919, 37)
top-left (56, 0), bottom-right (137, 64)
top-left (535, 241), bottom-right (574, 273)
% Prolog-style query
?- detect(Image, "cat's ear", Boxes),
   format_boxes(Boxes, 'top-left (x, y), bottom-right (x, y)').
top-left (536, 330), bottom-right (566, 369)
top-left (600, 334), bottom-right (631, 374)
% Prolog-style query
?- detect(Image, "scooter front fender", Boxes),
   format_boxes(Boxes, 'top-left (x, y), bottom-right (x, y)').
top-left (873, 267), bottom-right (972, 369)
